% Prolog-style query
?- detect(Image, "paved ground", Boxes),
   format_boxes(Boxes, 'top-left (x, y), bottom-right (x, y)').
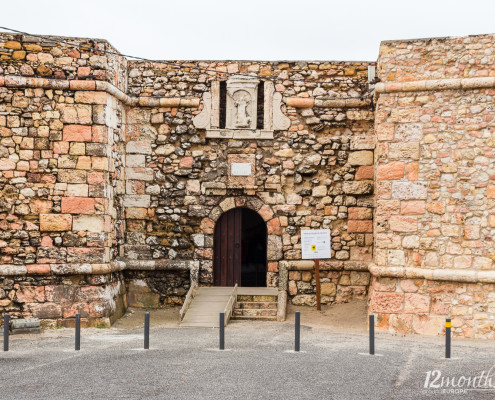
top-left (1, 307), bottom-right (495, 399)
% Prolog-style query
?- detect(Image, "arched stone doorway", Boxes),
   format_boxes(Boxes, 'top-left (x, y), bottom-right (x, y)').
top-left (213, 208), bottom-right (267, 287)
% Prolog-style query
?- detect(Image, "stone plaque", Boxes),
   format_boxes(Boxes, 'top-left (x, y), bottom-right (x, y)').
top-left (231, 163), bottom-right (252, 176)
top-left (227, 154), bottom-right (256, 188)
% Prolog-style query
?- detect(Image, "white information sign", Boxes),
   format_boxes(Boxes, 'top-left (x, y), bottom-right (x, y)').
top-left (301, 229), bottom-right (331, 260)
top-left (231, 163), bottom-right (252, 176)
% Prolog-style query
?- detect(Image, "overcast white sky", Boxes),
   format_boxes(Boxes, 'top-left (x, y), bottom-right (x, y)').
top-left (1, 0), bottom-right (494, 61)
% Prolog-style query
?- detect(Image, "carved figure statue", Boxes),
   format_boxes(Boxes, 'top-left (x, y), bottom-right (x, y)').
top-left (233, 90), bottom-right (251, 128)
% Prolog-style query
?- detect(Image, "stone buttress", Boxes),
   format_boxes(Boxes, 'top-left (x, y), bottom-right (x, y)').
top-left (371, 34), bottom-right (495, 339)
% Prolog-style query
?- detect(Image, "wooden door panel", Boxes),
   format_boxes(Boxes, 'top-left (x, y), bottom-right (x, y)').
top-left (233, 209), bottom-right (242, 285)
top-left (221, 214), bottom-right (228, 286)
top-left (227, 210), bottom-right (235, 285)
top-left (214, 208), bottom-right (242, 286)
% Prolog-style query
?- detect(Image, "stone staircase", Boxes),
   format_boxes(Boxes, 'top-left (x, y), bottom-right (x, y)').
top-left (232, 288), bottom-right (278, 321)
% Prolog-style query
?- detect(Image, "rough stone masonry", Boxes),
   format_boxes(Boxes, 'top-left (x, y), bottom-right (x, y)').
top-left (0, 31), bottom-right (494, 338)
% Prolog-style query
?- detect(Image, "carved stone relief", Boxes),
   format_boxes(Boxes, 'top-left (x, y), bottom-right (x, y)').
top-left (231, 90), bottom-right (251, 128)
top-left (272, 92), bottom-right (291, 131)
top-left (226, 76), bottom-right (258, 130)
top-left (192, 92), bottom-right (211, 129)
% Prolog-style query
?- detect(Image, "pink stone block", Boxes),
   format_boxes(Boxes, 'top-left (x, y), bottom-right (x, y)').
top-left (350, 247), bottom-right (372, 262)
top-left (91, 125), bottom-right (108, 143)
top-left (77, 67), bottom-right (91, 77)
top-left (405, 162), bottom-right (418, 180)
top-left (453, 255), bottom-right (472, 269)
top-left (74, 91), bottom-right (107, 105)
top-left (400, 201), bottom-right (425, 215)
top-left (404, 293), bottom-right (430, 314)
top-left (61, 197), bottom-right (95, 214)
top-left (426, 201), bottom-right (445, 214)
top-left (355, 166), bottom-right (374, 180)
top-left (63, 125), bottom-right (92, 142)
top-left (412, 315), bottom-right (444, 336)
top-left (53, 141), bottom-right (69, 154)
top-left (388, 313), bottom-right (413, 334)
top-left (348, 207), bottom-right (373, 220)
top-left (389, 216), bottom-right (417, 232)
top-left (399, 279), bottom-right (419, 293)
top-left (26, 264), bottom-right (51, 275)
top-left (40, 236), bottom-right (53, 247)
top-left (179, 157), bottom-right (193, 169)
top-left (200, 218), bottom-right (215, 234)
top-left (377, 162), bottom-right (404, 181)
top-left (371, 292), bottom-right (404, 313)
top-left (267, 218), bottom-right (281, 235)
top-left (347, 220), bottom-right (373, 233)
top-left (15, 286), bottom-right (45, 303)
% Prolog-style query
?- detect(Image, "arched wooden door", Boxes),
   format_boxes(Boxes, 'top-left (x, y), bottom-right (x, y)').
top-left (213, 208), bottom-right (267, 287)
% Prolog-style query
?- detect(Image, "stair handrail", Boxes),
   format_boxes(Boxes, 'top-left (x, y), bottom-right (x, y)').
top-left (179, 281), bottom-right (198, 321)
top-left (223, 284), bottom-right (238, 326)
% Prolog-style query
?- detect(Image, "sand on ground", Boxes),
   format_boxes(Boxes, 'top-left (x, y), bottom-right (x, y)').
top-left (111, 300), bottom-right (368, 333)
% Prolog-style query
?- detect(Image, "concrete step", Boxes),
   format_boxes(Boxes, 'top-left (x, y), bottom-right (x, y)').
top-left (237, 287), bottom-right (278, 296)
top-left (237, 295), bottom-right (277, 302)
top-left (231, 315), bottom-right (277, 321)
top-left (181, 287), bottom-right (283, 326)
top-left (233, 308), bottom-right (277, 317)
top-left (233, 289), bottom-right (280, 321)
top-left (236, 301), bottom-right (277, 310)
top-left (192, 296), bottom-right (233, 302)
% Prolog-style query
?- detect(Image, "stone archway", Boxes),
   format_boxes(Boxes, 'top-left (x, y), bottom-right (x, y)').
top-left (213, 207), bottom-right (267, 287)
top-left (199, 196), bottom-right (283, 287)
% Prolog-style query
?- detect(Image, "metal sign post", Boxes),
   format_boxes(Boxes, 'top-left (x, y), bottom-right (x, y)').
top-left (301, 229), bottom-right (331, 312)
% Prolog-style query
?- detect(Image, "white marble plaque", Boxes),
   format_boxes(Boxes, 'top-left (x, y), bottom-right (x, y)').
top-left (231, 163), bottom-right (252, 176)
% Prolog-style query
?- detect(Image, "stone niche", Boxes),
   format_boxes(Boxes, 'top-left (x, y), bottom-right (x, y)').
top-left (193, 75), bottom-right (290, 139)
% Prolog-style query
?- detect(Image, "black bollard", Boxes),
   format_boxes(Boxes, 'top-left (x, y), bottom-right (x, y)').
top-left (144, 312), bottom-right (150, 350)
top-left (219, 312), bottom-right (225, 350)
top-left (295, 311), bottom-right (300, 352)
top-left (445, 318), bottom-right (451, 359)
top-left (369, 314), bottom-right (375, 355)
top-left (3, 313), bottom-right (9, 352)
top-left (75, 313), bottom-right (81, 351)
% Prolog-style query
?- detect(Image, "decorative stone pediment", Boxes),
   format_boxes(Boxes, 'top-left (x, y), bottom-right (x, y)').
top-left (193, 75), bottom-right (290, 139)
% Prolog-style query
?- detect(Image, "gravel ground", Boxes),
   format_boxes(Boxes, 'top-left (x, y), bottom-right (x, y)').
top-left (1, 309), bottom-right (495, 400)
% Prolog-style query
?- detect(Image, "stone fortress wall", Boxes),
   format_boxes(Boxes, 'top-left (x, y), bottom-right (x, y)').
top-left (124, 59), bottom-right (374, 306)
top-left (0, 31), bottom-right (494, 338)
top-left (0, 35), bottom-right (129, 326)
top-left (0, 33), bottom-right (374, 327)
top-left (371, 34), bottom-right (495, 338)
